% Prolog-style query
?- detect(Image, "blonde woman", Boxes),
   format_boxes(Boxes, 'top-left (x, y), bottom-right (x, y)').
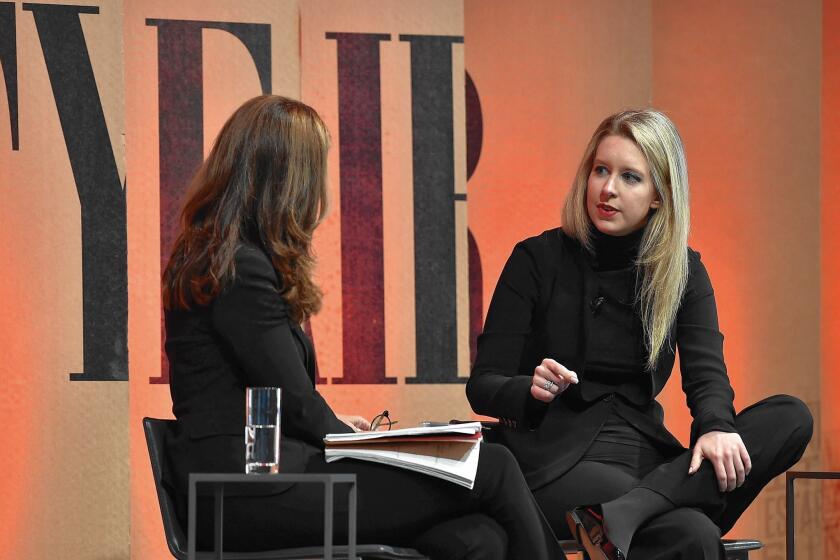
top-left (467, 110), bottom-right (812, 559)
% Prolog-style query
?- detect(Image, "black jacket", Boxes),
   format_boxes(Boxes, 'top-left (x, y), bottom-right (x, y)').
top-left (467, 228), bottom-right (737, 490)
top-left (163, 243), bottom-right (352, 497)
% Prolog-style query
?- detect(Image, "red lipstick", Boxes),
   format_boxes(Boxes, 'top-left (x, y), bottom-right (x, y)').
top-left (596, 203), bottom-right (619, 219)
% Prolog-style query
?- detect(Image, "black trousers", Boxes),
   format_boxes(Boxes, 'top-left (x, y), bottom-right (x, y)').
top-left (534, 394), bottom-right (813, 559)
top-left (192, 442), bottom-right (562, 560)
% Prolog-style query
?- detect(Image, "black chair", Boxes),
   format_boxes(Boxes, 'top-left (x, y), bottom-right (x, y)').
top-left (143, 417), bottom-right (428, 560)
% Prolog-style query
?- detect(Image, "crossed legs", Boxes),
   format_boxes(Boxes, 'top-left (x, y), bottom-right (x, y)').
top-left (535, 395), bottom-right (813, 559)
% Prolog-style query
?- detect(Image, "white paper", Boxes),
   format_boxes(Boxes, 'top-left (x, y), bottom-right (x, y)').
top-left (324, 440), bottom-right (480, 489)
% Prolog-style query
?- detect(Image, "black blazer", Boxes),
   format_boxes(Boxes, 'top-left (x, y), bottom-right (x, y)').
top-left (163, 243), bottom-right (352, 497)
top-left (467, 228), bottom-right (737, 490)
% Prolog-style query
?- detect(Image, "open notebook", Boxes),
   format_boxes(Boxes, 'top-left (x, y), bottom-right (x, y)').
top-left (324, 422), bottom-right (483, 489)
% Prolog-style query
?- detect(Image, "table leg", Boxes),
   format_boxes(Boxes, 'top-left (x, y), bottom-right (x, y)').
top-left (214, 484), bottom-right (224, 560)
top-left (324, 480), bottom-right (334, 560)
top-left (348, 481), bottom-right (357, 560)
top-left (786, 474), bottom-right (795, 560)
top-left (189, 481), bottom-right (197, 560)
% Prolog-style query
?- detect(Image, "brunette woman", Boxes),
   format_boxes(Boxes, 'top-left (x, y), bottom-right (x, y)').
top-left (468, 109), bottom-right (812, 559)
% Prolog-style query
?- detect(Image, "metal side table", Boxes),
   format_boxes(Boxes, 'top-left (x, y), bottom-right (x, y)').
top-left (188, 473), bottom-right (357, 560)
top-left (785, 470), bottom-right (840, 559)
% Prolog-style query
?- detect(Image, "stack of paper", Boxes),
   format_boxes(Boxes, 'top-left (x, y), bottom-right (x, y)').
top-left (324, 422), bottom-right (483, 489)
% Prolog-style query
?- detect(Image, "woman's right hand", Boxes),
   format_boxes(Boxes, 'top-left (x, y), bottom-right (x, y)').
top-left (530, 358), bottom-right (578, 403)
top-left (336, 414), bottom-right (371, 432)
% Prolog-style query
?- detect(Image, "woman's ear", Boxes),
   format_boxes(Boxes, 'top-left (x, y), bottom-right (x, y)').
top-left (650, 197), bottom-right (661, 210)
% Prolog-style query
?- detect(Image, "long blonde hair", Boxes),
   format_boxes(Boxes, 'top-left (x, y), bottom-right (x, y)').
top-left (562, 109), bottom-right (690, 369)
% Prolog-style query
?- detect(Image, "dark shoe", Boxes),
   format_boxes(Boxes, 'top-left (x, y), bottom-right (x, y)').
top-left (566, 506), bottom-right (626, 560)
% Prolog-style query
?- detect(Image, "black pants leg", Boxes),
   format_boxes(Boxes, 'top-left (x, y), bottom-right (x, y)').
top-left (628, 508), bottom-right (724, 560)
top-left (412, 514), bottom-right (508, 560)
top-left (534, 460), bottom-right (640, 540)
top-left (533, 395), bottom-right (812, 559)
top-left (195, 442), bottom-right (562, 560)
top-left (535, 461), bottom-right (724, 559)
top-left (613, 395), bottom-right (812, 558)
top-left (636, 395), bottom-right (813, 527)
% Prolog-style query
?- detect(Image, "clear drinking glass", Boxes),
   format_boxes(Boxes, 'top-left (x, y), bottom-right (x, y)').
top-left (245, 387), bottom-right (281, 474)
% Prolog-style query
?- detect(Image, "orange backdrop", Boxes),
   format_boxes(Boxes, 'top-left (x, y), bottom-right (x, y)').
top-left (652, 2), bottom-right (823, 556)
top-left (823, 0), bottom-right (840, 555)
top-left (0, 1), bottom-right (830, 558)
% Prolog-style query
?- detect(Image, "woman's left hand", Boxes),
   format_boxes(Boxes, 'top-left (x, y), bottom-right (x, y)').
top-left (688, 430), bottom-right (752, 492)
top-left (337, 414), bottom-right (371, 432)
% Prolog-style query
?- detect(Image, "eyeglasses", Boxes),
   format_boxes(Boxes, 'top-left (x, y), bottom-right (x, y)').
top-left (370, 410), bottom-right (399, 431)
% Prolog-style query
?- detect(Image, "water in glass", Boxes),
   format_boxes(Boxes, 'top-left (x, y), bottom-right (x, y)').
top-left (245, 424), bottom-right (279, 473)
top-left (245, 387), bottom-right (281, 473)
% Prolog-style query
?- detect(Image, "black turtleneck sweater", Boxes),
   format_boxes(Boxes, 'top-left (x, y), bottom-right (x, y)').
top-left (583, 228), bottom-right (649, 405)
top-left (584, 228), bottom-right (658, 450)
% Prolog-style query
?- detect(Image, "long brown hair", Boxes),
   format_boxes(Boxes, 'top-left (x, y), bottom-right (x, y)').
top-left (162, 95), bottom-right (330, 322)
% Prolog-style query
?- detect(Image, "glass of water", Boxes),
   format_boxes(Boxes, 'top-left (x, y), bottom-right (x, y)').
top-left (245, 387), bottom-right (281, 474)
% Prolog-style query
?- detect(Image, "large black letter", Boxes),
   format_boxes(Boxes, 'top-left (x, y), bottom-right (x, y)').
top-left (400, 34), bottom-right (465, 384)
top-left (326, 32), bottom-right (395, 385)
top-left (145, 18), bottom-right (271, 383)
top-left (24, 3), bottom-right (127, 380)
top-left (466, 70), bottom-right (484, 366)
top-left (0, 2), bottom-right (17, 150)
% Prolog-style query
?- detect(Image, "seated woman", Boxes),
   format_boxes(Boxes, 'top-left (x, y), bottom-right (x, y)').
top-left (161, 95), bottom-right (562, 560)
top-left (467, 109), bottom-right (813, 559)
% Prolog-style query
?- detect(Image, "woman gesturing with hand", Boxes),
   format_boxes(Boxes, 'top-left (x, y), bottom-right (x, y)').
top-left (468, 109), bottom-right (813, 560)
top-left (531, 359), bottom-right (579, 403)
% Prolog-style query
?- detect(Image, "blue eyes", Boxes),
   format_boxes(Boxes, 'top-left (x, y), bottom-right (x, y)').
top-left (622, 172), bottom-right (642, 184)
top-left (592, 165), bottom-right (642, 184)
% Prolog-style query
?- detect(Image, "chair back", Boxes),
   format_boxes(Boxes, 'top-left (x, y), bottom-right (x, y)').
top-left (143, 417), bottom-right (187, 559)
